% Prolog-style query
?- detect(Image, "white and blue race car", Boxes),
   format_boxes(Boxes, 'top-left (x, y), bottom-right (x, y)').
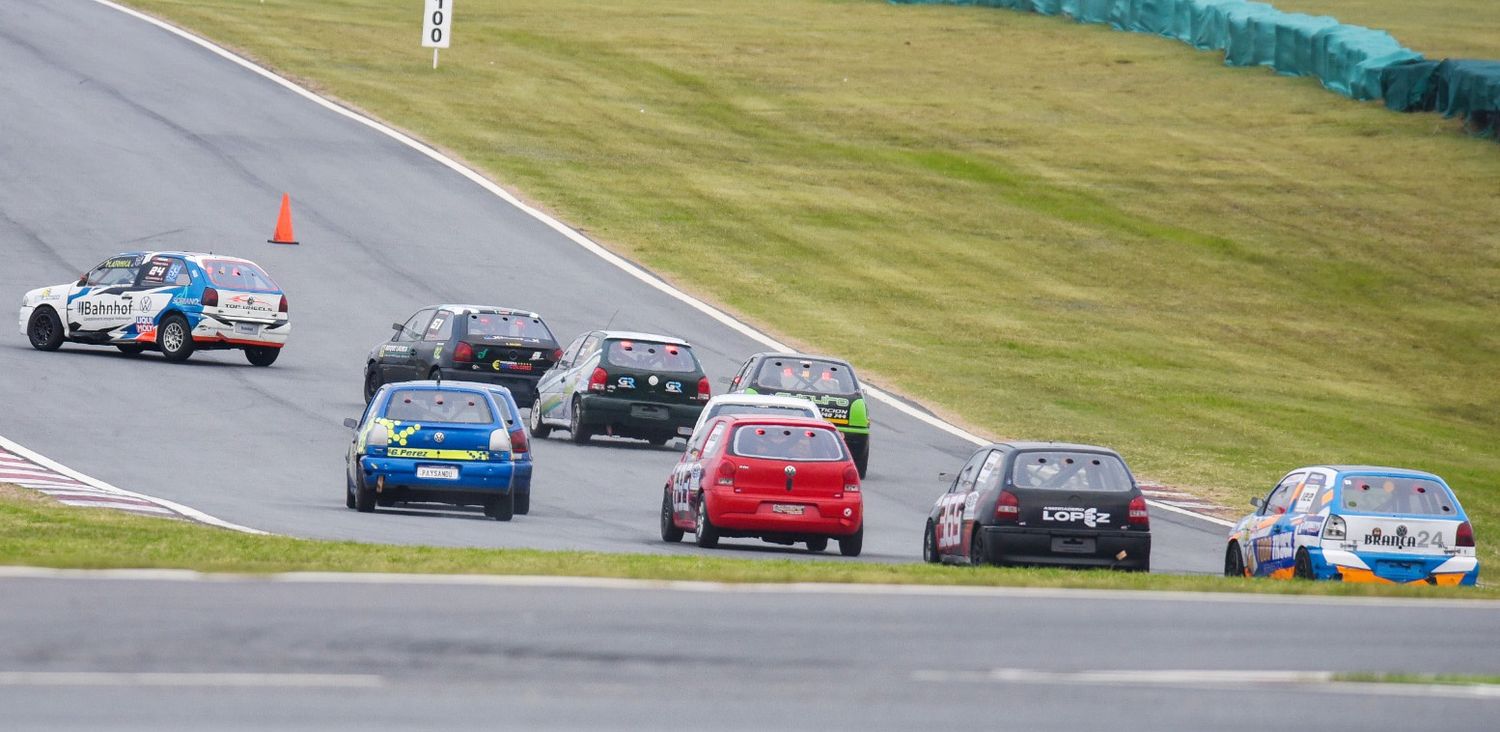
top-left (1225, 465), bottom-right (1478, 585)
top-left (19, 251), bottom-right (290, 365)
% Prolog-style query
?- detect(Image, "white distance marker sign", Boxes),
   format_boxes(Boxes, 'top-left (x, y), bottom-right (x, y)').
top-left (422, 0), bottom-right (452, 68)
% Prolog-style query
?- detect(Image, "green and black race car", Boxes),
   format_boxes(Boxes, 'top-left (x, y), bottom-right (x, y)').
top-left (726, 352), bottom-right (871, 477)
top-left (530, 330), bottom-right (710, 446)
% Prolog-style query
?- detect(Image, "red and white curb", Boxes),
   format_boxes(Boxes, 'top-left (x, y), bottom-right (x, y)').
top-left (0, 435), bottom-right (263, 534)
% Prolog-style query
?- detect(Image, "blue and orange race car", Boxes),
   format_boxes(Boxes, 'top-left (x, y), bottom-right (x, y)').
top-left (19, 250), bottom-right (290, 365)
top-left (1226, 465), bottom-right (1478, 585)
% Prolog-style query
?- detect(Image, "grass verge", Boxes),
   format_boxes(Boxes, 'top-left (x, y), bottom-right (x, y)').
top-left (1331, 672), bottom-right (1500, 686)
top-left (113, 0), bottom-right (1500, 567)
top-left (2, 486), bottom-right (1494, 598)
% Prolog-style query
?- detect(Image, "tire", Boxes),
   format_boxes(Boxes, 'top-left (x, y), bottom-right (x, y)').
top-left (853, 438), bottom-right (870, 478)
top-left (355, 473), bottom-right (376, 513)
top-left (1224, 541), bottom-right (1246, 578)
top-left (485, 491), bottom-right (514, 522)
top-left (569, 398), bottom-right (593, 445)
top-left (157, 314), bottom-right (194, 363)
top-left (838, 526), bottom-right (863, 557)
top-left (647, 433), bottom-right (671, 447)
top-left (806, 537), bottom-right (829, 553)
top-left (922, 521), bottom-right (940, 564)
top-left (694, 493), bottom-right (719, 548)
top-left (1294, 548), bottom-right (1315, 580)
top-left (528, 403), bottom-right (553, 439)
top-left (660, 491), bottom-right (684, 543)
top-left (363, 365), bottom-right (382, 403)
top-left (26, 307), bottom-right (64, 351)
top-left (244, 346), bottom-right (279, 367)
top-left (968, 526), bottom-right (987, 566)
top-left (116, 344), bottom-right (146, 356)
top-left (428, 367), bottom-right (444, 382)
top-left (514, 490), bottom-right (530, 516)
top-left (345, 473), bottom-right (356, 509)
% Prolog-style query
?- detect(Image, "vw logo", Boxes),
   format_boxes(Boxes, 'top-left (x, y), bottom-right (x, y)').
top-left (784, 465), bottom-right (796, 477)
top-left (434, 432), bottom-right (445, 444)
top-left (138, 296), bottom-right (152, 312)
top-left (1396, 525), bottom-right (1408, 538)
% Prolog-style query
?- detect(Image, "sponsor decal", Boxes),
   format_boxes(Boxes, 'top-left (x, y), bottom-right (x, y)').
top-left (665, 381), bottom-right (682, 394)
top-left (1042, 506), bottom-right (1112, 528)
top-left (172, 297), bottom-right (201, 307)
top-left (386, 447), bottom-right (491, 461)
top-left (104, 257), bottom-right (137, 268)
top-left (531, 351), bottom-right (543, 361)
top-left (380, 344), bottom-right (412, 357)
top-left (962, 491), bottom-right (979, 520)
top-left (39, 288), bottom-right (50, 298)
top-left (373, 418), bottom-right (422, 446)
top-left (1299, 515), bottom-right (1326, 537)
top-left (1254, 531), bottom-right (1295, 564)
top-left (137, 296), bottom-right (153, 312)
top-left (226, 294), bottom-right (276, 312)
top-left (165, 262), bottom-right (183, 282)
top-left (77, 300), bottom-right (133, 317)
top-left (648, 375), bottom-right (660, 386)
top-left (618, 376), bottom-right (637, 388)
top-left (134, 316), bottom-right (157, 339)
top-left (1361, 524), bottom-right (1445, 550)
top-left (433, 345), bottom-right (443, 361)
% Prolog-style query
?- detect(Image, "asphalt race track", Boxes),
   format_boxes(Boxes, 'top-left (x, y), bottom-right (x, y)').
top-left (2, 572), bottom-right (1498, 731)
top-left (0, 1), bottom-right (1227, 569)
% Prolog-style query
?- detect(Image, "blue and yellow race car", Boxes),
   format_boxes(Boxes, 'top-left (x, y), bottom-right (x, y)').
top-left (344, 381), bottom-right (532, 520)
top-left (1226, 465), bottom-right (1478, 585)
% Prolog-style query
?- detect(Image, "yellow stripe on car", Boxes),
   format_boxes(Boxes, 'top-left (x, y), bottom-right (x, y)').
top-left (387, 448), bottom-right (492, 461)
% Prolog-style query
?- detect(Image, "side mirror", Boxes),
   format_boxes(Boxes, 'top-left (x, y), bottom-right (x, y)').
top-left (342, 417), bottom-right (359, 430)
top-left (391, 322), bottom-right (405, 333)
top-left (1250, 496), bottom-right (1265, 509)
top-left (937, 471), bottom-right (950, 484)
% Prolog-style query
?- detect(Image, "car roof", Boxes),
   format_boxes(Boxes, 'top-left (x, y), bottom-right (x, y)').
top-left (748, 351), bottom-right (855, 368)
top-left (437, 304), bottom-right (543, 318)
top-left (714, 414), bottom-right (838, 429)
top-left (1312, 465), bottom-right (1446, 481)
top-left (595, 330), bottom-right (691, 346)
top-left (990, 441), bottom-right (1125, 456)
top-left (116, 251), bottom-right (261, 265)
top-left (705, 394), bottom-right (819, 409)
top-left (384, 379), bottom-right (504, 396)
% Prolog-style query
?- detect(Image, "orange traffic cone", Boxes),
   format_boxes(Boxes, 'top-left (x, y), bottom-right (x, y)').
top-left (268, 193), bottom-right (299, 245)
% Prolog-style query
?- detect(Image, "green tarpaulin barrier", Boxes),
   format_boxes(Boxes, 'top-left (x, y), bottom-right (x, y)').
top-left (1382, 59), bottom-right (1500, 138)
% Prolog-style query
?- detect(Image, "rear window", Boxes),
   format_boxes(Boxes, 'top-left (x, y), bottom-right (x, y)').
top-left (384, 389), bottom-right (493, 424)
top-left (606, 340), bottom-right (698, 373)
top-left (1339, 476), bottom-right (1458, 517)
top-left (731, 425), bottom-right (846, 461)
top-left (753, 357), bottom-right (857, 394)
top-left (202, 259), bottom-right (279, 292)
top-left (709, 403), bottom-right (820, 421)
top-left (466, 312), bottom-right (553, 341)
top-left (1011, 451), bottom-right (1133, 493)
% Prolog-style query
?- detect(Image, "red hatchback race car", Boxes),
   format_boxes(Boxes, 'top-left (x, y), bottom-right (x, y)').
top-left (660, 415), bottom-right (864, 556)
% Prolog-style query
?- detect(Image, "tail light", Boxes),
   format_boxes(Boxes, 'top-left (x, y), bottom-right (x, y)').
top-left (696, 376), bottom-right (711, 402)
top-left (1322, 514), bottom-right (1347, 541)
top-left (508, 428), bottom-right (529, 460)
top-left (488, 428), bottom-right (513, 453)
top-left (1457, 521), bottom-right (1475, 548)
top-left (202, 288), bottom-right (218, 307)
top-left (367, 423), bottom-right (389, 448)
top-left (1128, 496), bottom-right (1149, 527)
top-left (551, 348), bottom-right (563, 362)
top-left (843, 465), bottom-right (860, 492)
top-left (454, 341), bottom-right (474, 363)
top-left (715, 461), bottom-right (736, 486)
top-left (588, 367), bottom-right (608, 393)
top-left (994, 490), bottom-right (1020, 522)
top-left (278, 295), bottom-right (288, 313)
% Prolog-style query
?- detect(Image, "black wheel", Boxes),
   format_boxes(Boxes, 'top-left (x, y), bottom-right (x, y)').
top-left (569, 398), bottom-right (593, 445)
top-left (116, 343), bottom-right (146, 356)
top-left (1224, 541), bottom-right (1246, 577)
top-left (694, 493), bottom-right (719, 548)
top-left (355, 473), bottom-right (376, 513)
top-left (806, 537), bottom-right (829, 553)
top-left (244, 346), bottom-right (279, 367)
top-left (838, 526), bottom-right (863, 557)
top-left (363, 365), bottom-right (382, 402)
top-left (1294, 548), bottom-right (1314, 580)
top-left (26, 307), bottom-right (63, 351)
top-left (428, 367), bottom-right (443, 382)
top-left (528, 404), bottom-right (553, 438)
top-left (647, 433), bottom-right (671, 447)
top-left (157, 314), bottom-right (194, 363)
top-left (660, 491), bottom-right (684, 543)
top-left (345, 473), bottom-right (356, 509)
top-left (485, 491), bottom-right (514, 522)
top-left (923, 521), bottom-right (940, 563)
top-left (968, 526), bottom-right (987, 566)
top-left (853, 438), bottom-right (870, 478)
top-left (514, 490), bottom-right (530, 516)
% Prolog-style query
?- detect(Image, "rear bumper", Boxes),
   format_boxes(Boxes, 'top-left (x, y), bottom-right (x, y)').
top-left (1313, 547), bottom-right (1479, 585)
top-left (980, 526), bottom-right (1151, 570)
top-left (579, 394), bottom-right (703, 436)
top-left (441, 368), bottom-right (543, 406)
top-left (359, 455), bottom-right (515, 497)
top-left (191, 315), bottom-right (290, 348)
top-left (707, 493), bottom-right (862, 539)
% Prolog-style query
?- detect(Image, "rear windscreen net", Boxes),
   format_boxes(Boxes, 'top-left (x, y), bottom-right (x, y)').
top-left (466, 313), bottom-right (554, 341)
top-left (753, 358), bottom-right (856, 394)
top-left (709, 403), bottom-right (820, 421)
top-left (606, 340), bottom-right (697, 373)
top-left (732, 425), bottom-right (846, 461)
top-left (1340, 477), bottom-right (1458, 516)
top-left (385, 389), bottom-right (493, 424)
top-left (202, 259), bottom-right (279, 292)
top-left (1011, 451), bottom-right (1133, 492)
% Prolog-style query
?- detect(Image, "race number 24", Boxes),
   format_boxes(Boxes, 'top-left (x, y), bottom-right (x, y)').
top-left (422, 0), bottom-right (452, 49)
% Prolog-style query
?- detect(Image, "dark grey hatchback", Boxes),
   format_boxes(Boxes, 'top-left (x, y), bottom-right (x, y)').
top-left (363, 305), bottom-right (560, 407)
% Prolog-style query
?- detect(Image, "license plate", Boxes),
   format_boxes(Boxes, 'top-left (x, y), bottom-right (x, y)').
top-left (235, 322), bottom-right (260, 335)
top-left (416, 465), bottom-right (459, 480)
top-left (771, 504), bottom-right (805, 516)
top-left (676, 426), bottom-right (694, 436)
top-left (1051, 536), bottom-right (1096, 554)
top-left (630, 405), bottom-right (668, 420)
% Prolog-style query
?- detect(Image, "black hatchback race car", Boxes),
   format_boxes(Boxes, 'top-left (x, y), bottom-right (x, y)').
top-left (530, 330), bottom-right (709, 445)
top-left (922, 442), bottom-right (1151, 572)
top-left (726, 352), bottom-right (871, 477)
top-left (363, 305), bottom-right (560, 407)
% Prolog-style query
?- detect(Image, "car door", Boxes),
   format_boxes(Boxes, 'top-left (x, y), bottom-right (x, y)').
top-left (67, 254), bottom-right (147, 337)
top-left (1248, 472), bottom-right (1303, 577)
top-left (681, 422), bottom-right (728, 524)
top-left (129, 255), bottom-right (190, 343)
top-left (418, 309), bottom-right (455, 376)
top-left (378, 309), bottom-right (435, 382)
top-left (961, 451), bottom-right (1004, 559)
top-left (559, 333), bottom-right (603, 422)
top-left (727, 357), bottom-right (757, 393)
top-left (536, 333), bottom-right (588, 422)
top-left (936, 449), bottom-right (988, 558)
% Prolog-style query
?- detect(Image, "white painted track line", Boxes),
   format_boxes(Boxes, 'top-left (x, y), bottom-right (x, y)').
top-left (911, 668), bottom-right (1500, 700)
top-left (0, 672), bottom-right (383, 688)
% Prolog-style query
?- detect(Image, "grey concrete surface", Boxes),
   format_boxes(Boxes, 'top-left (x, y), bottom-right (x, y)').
top-left (1, 575), bottom-right (1497, 730)
top-left (0, 0), bottom-right (1223, 571)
